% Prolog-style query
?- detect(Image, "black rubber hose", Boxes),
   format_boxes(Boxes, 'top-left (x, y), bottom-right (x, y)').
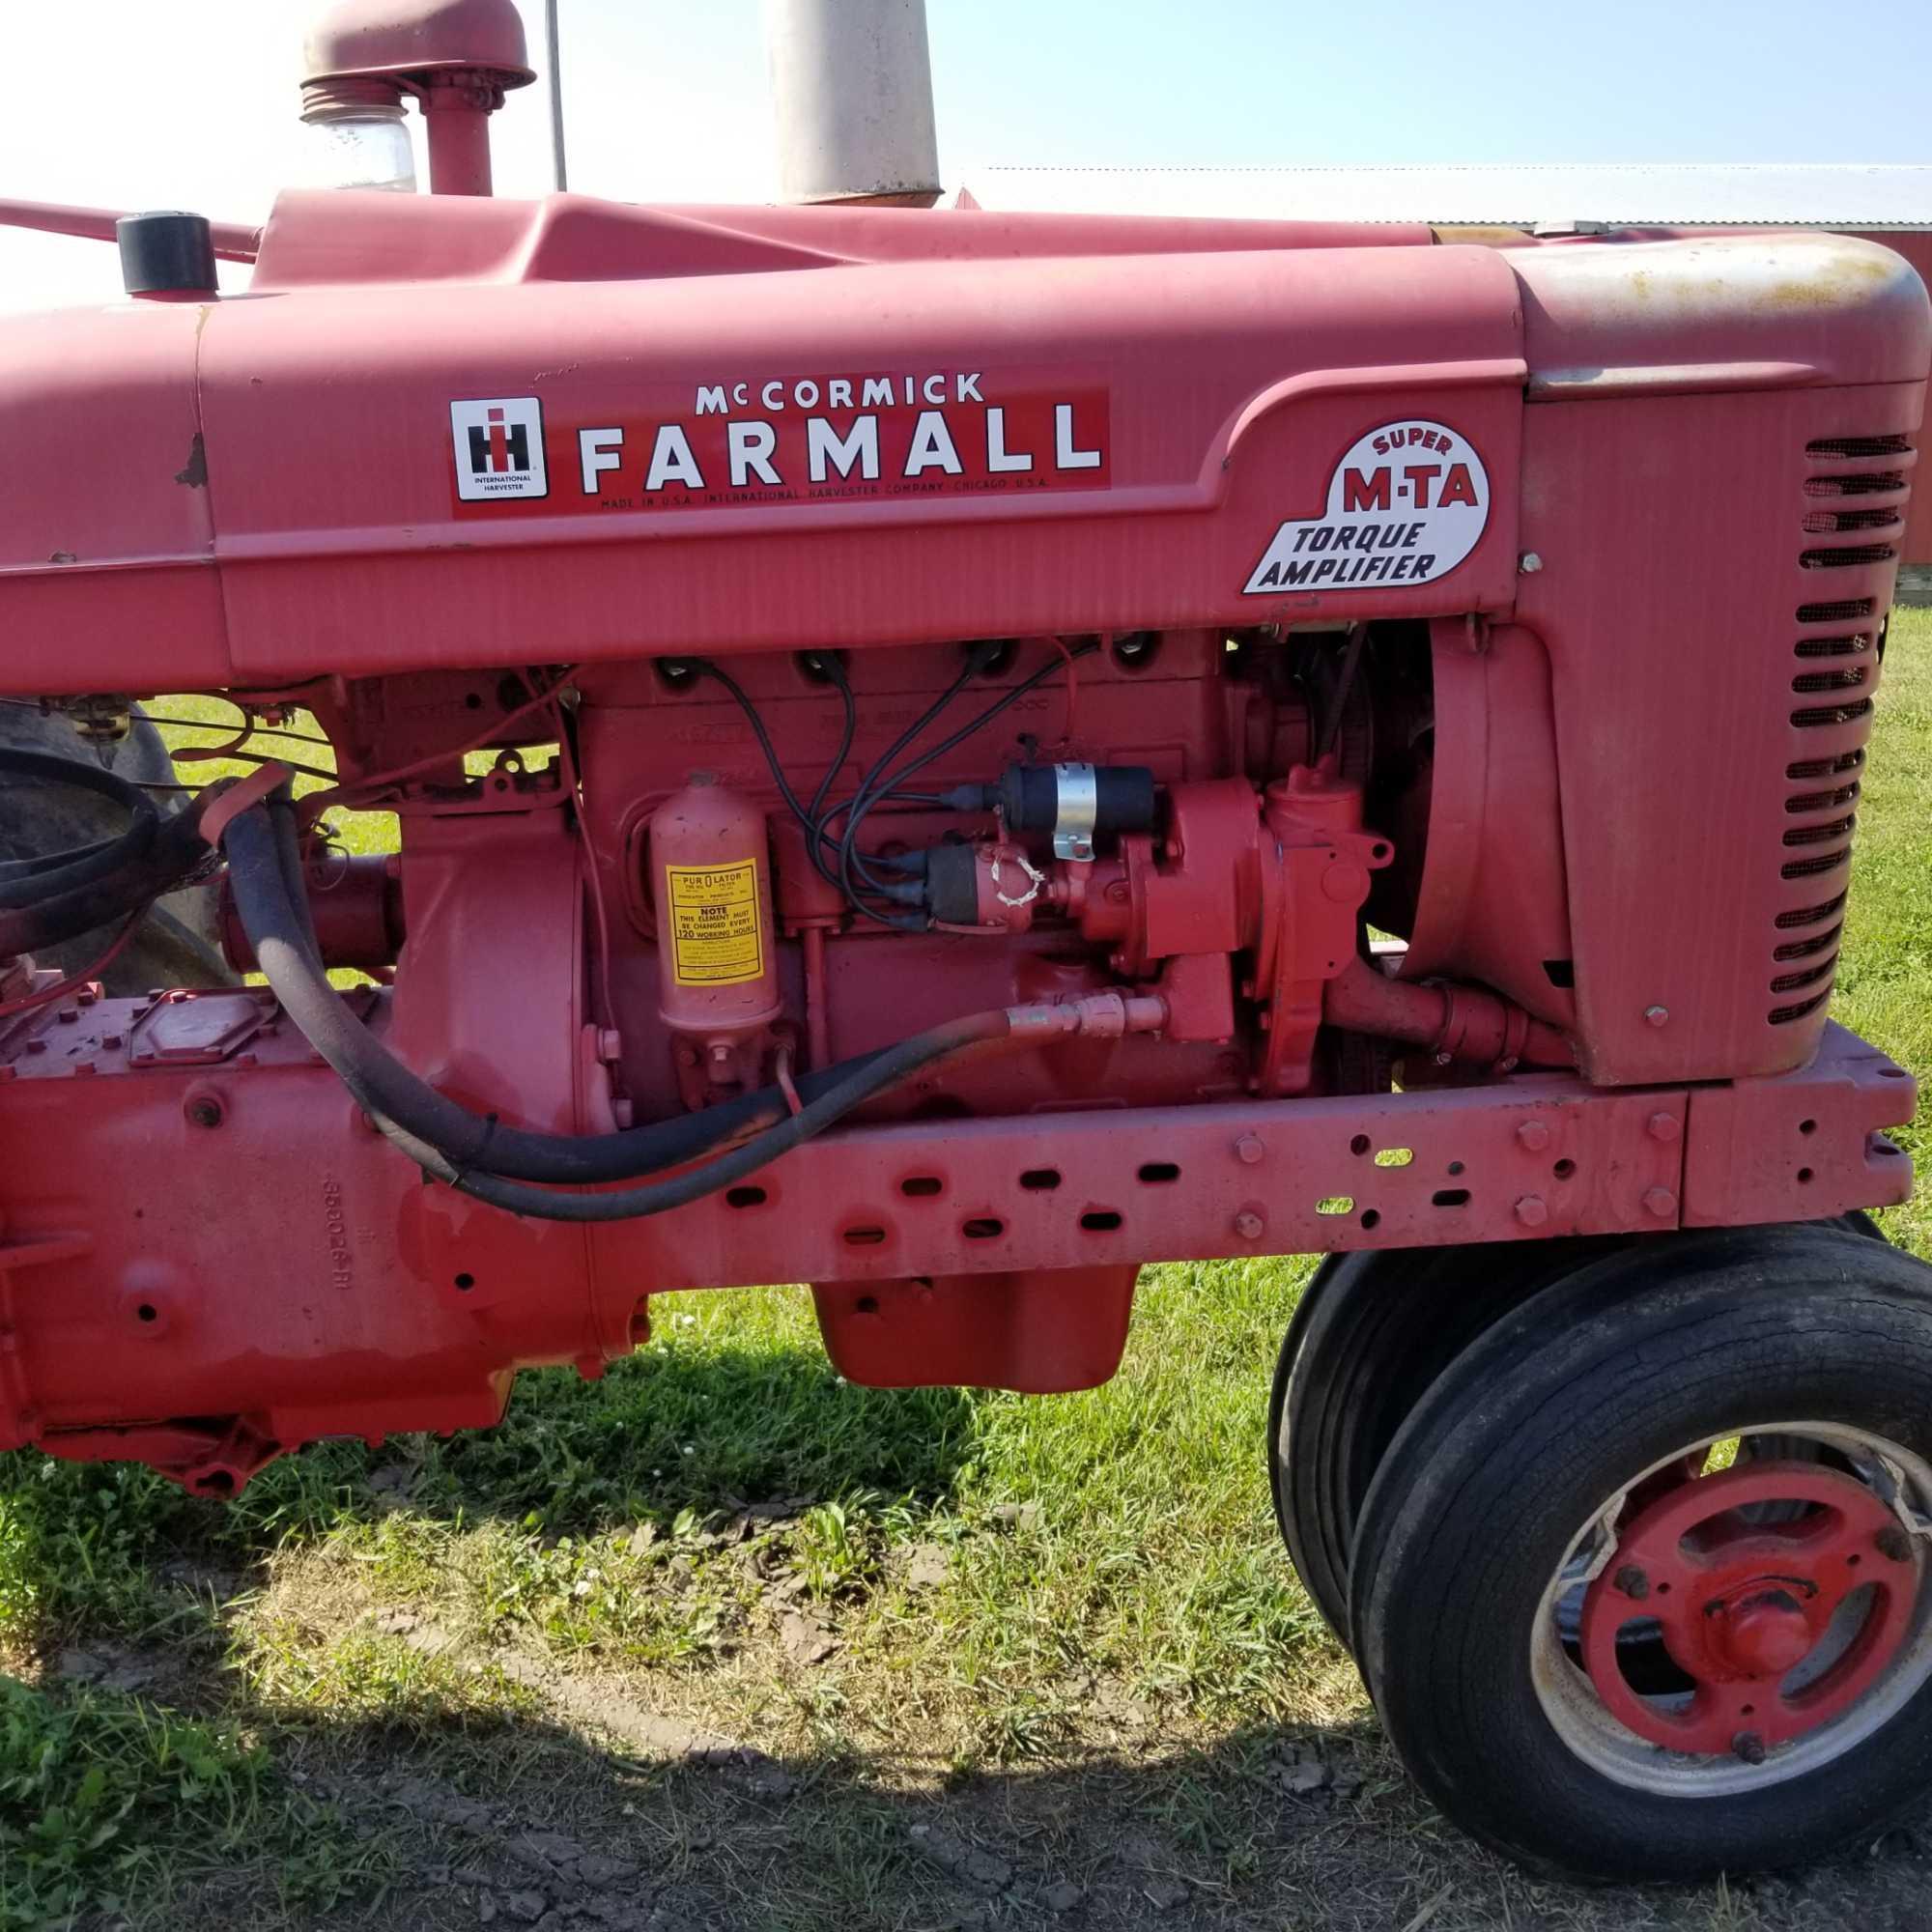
top-left (0, 748), bottom-right (159, 907)
top-left (379, 1006), bottom-right (1012, 1222)
top-left (226, 799), bottom-right (904, 1186)
top-left (0, 838), bottom-right (115, 879)
top-left (0, 798), bottom-right (212, 954)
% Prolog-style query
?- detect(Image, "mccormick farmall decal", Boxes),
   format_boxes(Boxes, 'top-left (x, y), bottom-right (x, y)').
top-left (451, 370), bottom-right (1111, 512)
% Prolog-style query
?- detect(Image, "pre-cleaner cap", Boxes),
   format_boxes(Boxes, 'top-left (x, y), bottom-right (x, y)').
top-left (117, 212), bottom-right (218, 298)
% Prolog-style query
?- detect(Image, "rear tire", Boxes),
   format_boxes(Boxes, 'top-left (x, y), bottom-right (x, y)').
top-left (1350, 1223), bottom-right (1932, 1882)
top-left (0, 704), bottom-right (229, 991)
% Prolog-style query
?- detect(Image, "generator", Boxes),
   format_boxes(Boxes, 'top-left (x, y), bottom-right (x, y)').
top-left (0, 0), bottom-right (1927, 1887)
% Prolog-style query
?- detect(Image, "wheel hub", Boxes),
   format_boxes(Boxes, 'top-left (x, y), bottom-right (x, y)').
top-left (1710, 1587), bottom-right (1816, 1677)
top-left (1579, 1459), bottom-right (1918, 1756)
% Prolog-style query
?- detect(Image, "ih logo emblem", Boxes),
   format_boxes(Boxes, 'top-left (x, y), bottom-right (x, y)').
top-left (1243, 419), bottom-right (1490, 595)
top-left (450, 397), bottom-right (548, 500)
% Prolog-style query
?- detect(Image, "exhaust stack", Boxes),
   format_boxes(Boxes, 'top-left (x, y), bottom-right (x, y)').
top-left (763, 0), bottom-right (941, 207)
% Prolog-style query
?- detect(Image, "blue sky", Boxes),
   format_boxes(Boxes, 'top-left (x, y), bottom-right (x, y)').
top-left (923, 0), bottom-right (1932, 171)
top-left (2, 1), bottom-right (1926, 308)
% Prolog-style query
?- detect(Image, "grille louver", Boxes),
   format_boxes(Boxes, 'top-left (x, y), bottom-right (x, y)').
top-left (1769, 432), bottom-right (1912, 1023)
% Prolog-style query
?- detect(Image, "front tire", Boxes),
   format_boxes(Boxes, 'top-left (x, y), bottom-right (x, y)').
top-left (1350, 1224), bottom-right (1932, 1882)
top-left (1269, 1240), bottom-right (1630, 1645)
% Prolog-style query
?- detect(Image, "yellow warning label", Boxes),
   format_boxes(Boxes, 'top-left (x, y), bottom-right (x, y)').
top-left (666, 861), bottom-right (764, 986)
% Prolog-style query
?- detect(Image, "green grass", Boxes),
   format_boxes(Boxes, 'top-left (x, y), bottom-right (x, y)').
top-left (0, 618), bottom-right (1926, 1929)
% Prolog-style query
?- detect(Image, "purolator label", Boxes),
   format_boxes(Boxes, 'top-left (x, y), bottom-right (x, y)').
top-left (1243, 419), bottom-right (1491, 595)
top-left (665, 861), bottom-right (764, 986)
top-left (450, 369), bottom-right (1111, 516)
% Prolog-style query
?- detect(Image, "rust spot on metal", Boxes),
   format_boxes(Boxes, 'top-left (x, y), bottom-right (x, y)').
top-left (174, 433), bottom-right (209, 488)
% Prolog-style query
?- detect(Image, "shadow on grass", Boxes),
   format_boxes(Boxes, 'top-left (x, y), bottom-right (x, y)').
top-left (0, 1339), bottom-right (979, 1634)
top-left (24, 1673), bottom-right (1932, 1932)
top-left (13, 1341), bottom-right (1932, 1931)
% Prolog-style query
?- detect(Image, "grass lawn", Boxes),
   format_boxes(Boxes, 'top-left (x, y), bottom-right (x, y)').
top-left (1, 613), bottom-right (1928, 1932)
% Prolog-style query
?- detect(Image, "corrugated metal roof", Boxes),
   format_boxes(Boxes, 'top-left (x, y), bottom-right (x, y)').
top-left (952, 163), bottom-right (1932, 228)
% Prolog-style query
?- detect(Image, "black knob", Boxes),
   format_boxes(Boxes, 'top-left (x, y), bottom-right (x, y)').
top-left (117, 212), bottom-right (218, 298)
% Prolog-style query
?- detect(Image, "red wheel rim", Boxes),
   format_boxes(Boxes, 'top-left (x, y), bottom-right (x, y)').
top-left (1579, 1459), bottom-right (1918, 1756)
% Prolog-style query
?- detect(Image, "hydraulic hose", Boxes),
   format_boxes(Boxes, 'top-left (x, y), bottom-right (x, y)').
top-left (372, 1008), bottom-right (1015, 1223)
top-left (225, 794), bottom-right (1162, 1221)
top-left (226, 798), bottom-right (950, 1186)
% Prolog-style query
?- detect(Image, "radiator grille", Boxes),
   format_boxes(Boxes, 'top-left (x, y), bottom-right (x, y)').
top-left (1804, 435), bottom-right (1912, 458)
top-left (1800, 543), bottom-right (1898, 570)
top-left (1768, 429), bottom-right (1912, 1024)
top-left (1803, 506), bottom-right (1903, 534)
top-left (1773, 923), bottom-right (1843, 962)
top-left (1804, 472), bottom-right (1908, 498)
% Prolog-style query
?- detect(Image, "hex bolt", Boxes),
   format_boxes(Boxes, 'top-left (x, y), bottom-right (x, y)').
top-left (1647, 1112), bottom-right (1682, 1143)
top-left (1515, 1195), bottom-right (1548, 1229)
top-left (598, 1029), bottom-right (623, 1064)
top-left (1731, 1732), bottom-right (1768, 1767)
top-left (1644, 1005), bottom-right (1670, 1028)
top-left (1234, 1210), bottom-right (1265, 1242)
top-left (1516, 1120), bottom-right (1551, 1152)
top-left (1614, 1564), bottom-right (1650, 1601)
top-left (1519, 552), bottom-right (1545, 574)
top-left (1643, 1186), bottom-right (1678, 1219)
top-left (1876, 1525), bottom-right (1915, 1563)
top-left (1235, 1133), bottom-right (1265, 1165)
top-left (184, 1094), bottom-right (224, 1130)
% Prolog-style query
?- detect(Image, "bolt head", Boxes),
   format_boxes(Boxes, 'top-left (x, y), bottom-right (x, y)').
top-left (1234, 1210), bottom-right (1264, 1242)
top-left (1646, 1111), bottom-right (1682, 1143)
top-left (1642, 1185), bottom-right (1678, 1219)
top-left (1519, 551), bottom-right (1545, 574)
top-left (1644, 1005), bottom-right (1669, 1028)
top-left (1235, 1133), bottom-right (1265, 1165)
top-left (1613, 1564), bottom-right (1650, 1601)
top-left (185, 1096), bottom-right (223, 1130)
top-left (1731, 1731), bottom-right (1768, 1767)
top-left (1516, 1120), bottom-right (1551, 1152)
top-left (1514, 1194), bottom-right (1548, 1229)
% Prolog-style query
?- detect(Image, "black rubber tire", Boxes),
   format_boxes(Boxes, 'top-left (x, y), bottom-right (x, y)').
top-left (1267, 1217), bottom-right (1888, 1646)
top-left (1268, 1238), bottom-right (1632, 1645)
top-left (0, 704), bottom-right (229, 991)
top-left (1348, 1222), bottom-right (1932, 1883)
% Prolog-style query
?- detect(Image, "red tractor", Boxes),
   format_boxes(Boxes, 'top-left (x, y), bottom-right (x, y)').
top-left (1, 0), bottom-right (1926, 1886)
